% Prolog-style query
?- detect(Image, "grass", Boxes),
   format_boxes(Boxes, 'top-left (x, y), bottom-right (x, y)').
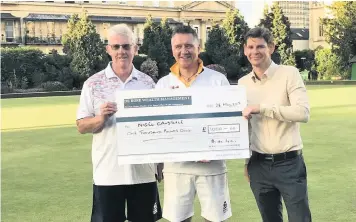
top-left (1, 85), bottom-right (356, 222)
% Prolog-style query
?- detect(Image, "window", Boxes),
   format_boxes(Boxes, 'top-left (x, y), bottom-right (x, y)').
top-left (103, 23), bottom-right (111, 30)
top-left (5, 20), bottom-right (14, 42)
top-left (193, 26), bottom-right (199, 38)
top-left (153, 0), bottom-right (159, 7)
top-left (103, 23), bottom-right (111, 40)
top-left (27, 21), bottom-right (35, 36)
top-left (206, 26), bottom-right (211, 40)
top-left (47, 22), bottom-right (55, 36)
top-left (94, 24), bottom-right (99, 33)
top-left (319, 23), bottom-right (324, 37)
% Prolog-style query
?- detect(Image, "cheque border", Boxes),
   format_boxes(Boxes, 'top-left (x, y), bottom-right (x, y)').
top-left (116, 111), bottom-right (242, 123)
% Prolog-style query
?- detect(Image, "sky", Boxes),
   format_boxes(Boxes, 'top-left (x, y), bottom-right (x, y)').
top-left (234, 0), bottom-right (273, 27)
top-left (233, 0), bottom-right (335, 27)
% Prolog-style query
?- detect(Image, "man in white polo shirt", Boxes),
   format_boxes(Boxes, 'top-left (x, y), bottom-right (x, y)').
top-left (156, 25), bottom-right (232, 222)
top-left (76, 24), bottom-right (162, 222)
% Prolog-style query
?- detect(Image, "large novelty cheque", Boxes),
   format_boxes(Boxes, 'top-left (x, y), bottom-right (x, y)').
top-left (115, 86), bottom-right (250, 164)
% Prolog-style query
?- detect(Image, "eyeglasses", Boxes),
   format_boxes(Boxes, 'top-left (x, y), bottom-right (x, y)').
top-left (109, 44), bottom-right (133, 51)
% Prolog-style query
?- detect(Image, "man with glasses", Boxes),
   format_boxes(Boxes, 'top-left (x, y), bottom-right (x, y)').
top-left (76, 24), bottom-right (162, 222)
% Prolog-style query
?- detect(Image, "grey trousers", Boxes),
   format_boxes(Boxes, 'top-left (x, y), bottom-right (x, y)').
top-left (247, 154), bottom-right (312, 222)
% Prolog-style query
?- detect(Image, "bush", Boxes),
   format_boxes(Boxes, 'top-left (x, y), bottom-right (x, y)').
top-left (220, 54), bottom-right (242, 80)
top-left (43, 52), bottom-right (74, 88)
top-left (293, 49), bottom-right (315, 71)
top-left (20, 76), bottom-right (29, 89)
top-left (1, 47), bottom-right (45, 88)
top-left (140, 58), bottom-right (159, 82)
top-left (13, 88), bottom-right (44, 93)
top-left (1, 82), bottom-right (13, 94)
top-left (133, 54), bottom-right (148, 71)
top-left (58, 67), bottom-right (75, 89)
top-left (315, 48), bottom-right (343, 80)
top-left (31, 71), bottom-right (46, 87)
top-left (206, 64), bottom-right (227, 76)
top-left (1, 47), bottom-right (75, 88)
top-left (40, 81), bottom-right (68, 91)
top-left (199, 52), bottom-right (213, 66)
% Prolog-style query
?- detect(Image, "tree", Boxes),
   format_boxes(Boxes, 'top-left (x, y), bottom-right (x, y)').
top-left (322, 1), bottom-right (356, 76)
top-left (62, 10), bottom-right (108, 87)
top-left (141, 15), bottom-right (171, 78)
top-left (259, 4), bottom-right (274, 30)
top-left (205, 9), bottom-right (250, 80)
top-left (259, 3), bottom-right (295, 66)
top-left (222, 9), bottom-right (250, 50)
top-left (140, 58), bottom-right (159, 82)
top-left (140, 15), bottom-right (155, 55)
top-left (205, 25), bottom-right (232, 65)
top-left (315, 48), bottom-right (343, 80)
top-left (160, 18), bottom-right (175, 67)
top-left (148, 34), bottom-right (169, 78)
top-left (62, 14), bottom-right (79, 55)
top-left (293, 49), bottom-right (315, 71)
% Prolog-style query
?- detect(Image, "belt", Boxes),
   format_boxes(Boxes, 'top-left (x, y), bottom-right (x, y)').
top-left (251, 150), bottom-right (302, 162)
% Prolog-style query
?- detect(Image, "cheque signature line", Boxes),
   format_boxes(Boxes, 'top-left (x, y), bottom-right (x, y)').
top-left (143, 137), bottom-right (174, 142)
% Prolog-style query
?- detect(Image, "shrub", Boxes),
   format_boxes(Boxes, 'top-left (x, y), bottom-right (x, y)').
top-left (133, 54), bottom-right (148, 71)
top-left (58, 67), bottom-right (75, 89)
top-left (220, 54), bottom-right (242, 80)
top-left (140, 58), bottom-right (159, 82)
top-left (20, 76), bottom-right (29, 89)
top-left (315, 48), bottom-right (343, 80)
top-left (1, 47), bottom-right (74, 88)
top-left (206, 64), bottom-right (227, 76)
top-left (40, 81), bottom-right (68, 91)
top-left (1, 82), bottom-right (13, 94)
top-left (13, 88), bottom-right (44, 93)
top-left (199, 52), bottom-right (213, 66)
top-left (293, 49), bottom-right (315, 71)
top-left (31, 71), bottom-right (46, 87)
top-left (1, 47), bottom-right (45, 87)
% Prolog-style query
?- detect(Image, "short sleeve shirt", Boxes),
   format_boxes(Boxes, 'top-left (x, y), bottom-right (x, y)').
top-left (77, 62), bottom-right (156, 185)
top-left (155, 67), bottom-right (230, 175)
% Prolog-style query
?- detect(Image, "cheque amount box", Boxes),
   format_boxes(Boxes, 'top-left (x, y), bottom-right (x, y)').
top-left (208, 124), bottom-right (240, 134)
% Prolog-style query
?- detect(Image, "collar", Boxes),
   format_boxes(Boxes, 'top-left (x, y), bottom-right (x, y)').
top-left (105, 62), bottom-right (138, 81)
top-left (170, 58), bottom-right (204, 77)
top-left (251, 61), bottom-right (278, 82)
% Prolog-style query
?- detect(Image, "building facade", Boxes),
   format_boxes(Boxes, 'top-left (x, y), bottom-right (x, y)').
top-left (309, 1), bottom-right (331, 50)
top-left (277, 0), bottom-right (310, 29)
top-left (1, 1), bottom-right (235, 53)
top-left (291, 28), bottom-right (309, 51)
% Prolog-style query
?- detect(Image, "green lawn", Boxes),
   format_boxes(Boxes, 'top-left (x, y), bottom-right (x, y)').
top-left (2, 85), bottom-right (356, 222)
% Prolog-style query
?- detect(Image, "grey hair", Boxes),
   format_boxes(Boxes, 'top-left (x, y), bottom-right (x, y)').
top-left (107, 24), bottom-right (137, 45)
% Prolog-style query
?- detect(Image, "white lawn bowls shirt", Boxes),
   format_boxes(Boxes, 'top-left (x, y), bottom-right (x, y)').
top-left (155, 67), bottom-right (230, 175)
top-left (77, 62), bottom-right (156, 185)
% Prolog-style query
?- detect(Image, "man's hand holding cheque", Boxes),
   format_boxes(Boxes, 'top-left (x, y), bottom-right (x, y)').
top-left (114, 86), bottom-right (250, 164)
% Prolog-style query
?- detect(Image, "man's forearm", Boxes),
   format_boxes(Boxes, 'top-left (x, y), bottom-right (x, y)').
top-left (260, 104), bottom-right (310, 123)
top-left (77, 116), bottom-right (105, 134)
